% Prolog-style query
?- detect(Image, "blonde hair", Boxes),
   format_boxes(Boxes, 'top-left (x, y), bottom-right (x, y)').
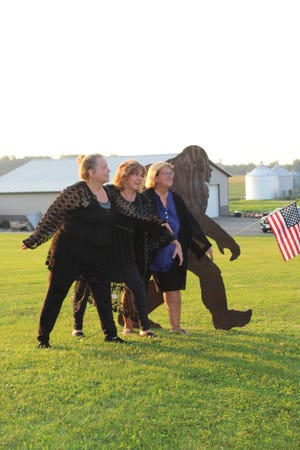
top-left (77, 154), bottom-right (104, 181)
top-left (145, 161), bottom-right (174, 189)
top-left (113, 160), bottom-right (146, 192)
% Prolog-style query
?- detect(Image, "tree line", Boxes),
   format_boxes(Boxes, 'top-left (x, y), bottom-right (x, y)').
top-left (1, 155), bottom-right (300, 177)
top-left (217, 160), bottom-right (300, 175)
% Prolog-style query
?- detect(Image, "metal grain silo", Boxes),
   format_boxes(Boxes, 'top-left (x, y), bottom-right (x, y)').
top-left (245, 165), bottom-right (276, 199)
top-left (271, 165), bottom-right (293, 198)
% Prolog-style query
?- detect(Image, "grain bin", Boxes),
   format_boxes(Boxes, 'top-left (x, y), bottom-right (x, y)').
top-left (271, 165), bottom-right (293, 197)
top-left (245, 164), bottom-right (276, 199)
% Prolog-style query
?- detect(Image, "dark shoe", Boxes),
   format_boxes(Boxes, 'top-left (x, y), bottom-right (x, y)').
top-left (38, 341), bottom-right (51, 348)
top-left (104, 336), bottom-right (125, 344)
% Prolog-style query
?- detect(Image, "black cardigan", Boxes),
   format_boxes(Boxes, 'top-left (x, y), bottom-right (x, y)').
top-left (105, 185), bottom-right (175, 281)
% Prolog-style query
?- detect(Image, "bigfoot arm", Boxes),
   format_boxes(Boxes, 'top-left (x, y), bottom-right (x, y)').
top-left (199, 214), bottom-right (240, 261)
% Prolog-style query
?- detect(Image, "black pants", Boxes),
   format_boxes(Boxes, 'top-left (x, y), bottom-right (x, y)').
top-left (73, 269), bottom-right (151, 332)
top-left (72, 280), bottom-right (90, 330)
top-left (38, 271), bottom-right (117, 344)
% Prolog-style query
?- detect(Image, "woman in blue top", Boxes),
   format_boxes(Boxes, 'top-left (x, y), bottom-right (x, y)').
top-left (142, 161), bottom-right (212, 334)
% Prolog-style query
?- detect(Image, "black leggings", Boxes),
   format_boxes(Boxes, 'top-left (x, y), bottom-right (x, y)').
top-left (73, 269), bottom-right (150, 332)
top-left (38, 271), bottom-right (117, 344)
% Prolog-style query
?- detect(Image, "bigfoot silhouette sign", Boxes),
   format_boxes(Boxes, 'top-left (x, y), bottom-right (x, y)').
top-left (121, 145), bottom-right (252, 330)
top-left (168, 145), bottom-right (252, 329)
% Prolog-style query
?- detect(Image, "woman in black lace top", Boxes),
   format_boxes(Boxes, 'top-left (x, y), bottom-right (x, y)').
top-left (22, 154), bottom-right (125, 347)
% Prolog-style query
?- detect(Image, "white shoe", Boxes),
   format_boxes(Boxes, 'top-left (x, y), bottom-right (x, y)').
top-left (139, 329), bottom-right (157, 338)
top-left (72, 330), bottom-right (85, 337)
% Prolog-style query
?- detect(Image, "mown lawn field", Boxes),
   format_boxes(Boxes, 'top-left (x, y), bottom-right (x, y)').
top-left (0, 233), bottom-right (299, 449)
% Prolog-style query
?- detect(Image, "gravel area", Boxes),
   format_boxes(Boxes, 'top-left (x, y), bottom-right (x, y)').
top-left (214, 216), bottom-right (266, 236)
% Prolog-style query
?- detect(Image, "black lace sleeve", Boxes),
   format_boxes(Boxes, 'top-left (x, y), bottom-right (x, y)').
top-left (23, 182), bottom-right (93, 249)
top-left (106, 185), bottom-right (175, 243)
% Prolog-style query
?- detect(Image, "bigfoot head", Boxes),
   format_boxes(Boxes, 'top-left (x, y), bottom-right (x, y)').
top-left (167, 145), bottom-right (212, 217)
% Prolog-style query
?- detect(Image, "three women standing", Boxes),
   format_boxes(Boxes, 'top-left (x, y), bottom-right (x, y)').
top-left (72, 159), bottom-right (183, 338)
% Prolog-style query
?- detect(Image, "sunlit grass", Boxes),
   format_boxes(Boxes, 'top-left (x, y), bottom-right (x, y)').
top-left (0, 233), bottom-right (299, 449)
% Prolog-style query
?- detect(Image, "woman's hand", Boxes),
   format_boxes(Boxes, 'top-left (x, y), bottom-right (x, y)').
top-left (172, 240), bottom-right (183, 266)
top-left (161, 222), bottom-right (173, 234)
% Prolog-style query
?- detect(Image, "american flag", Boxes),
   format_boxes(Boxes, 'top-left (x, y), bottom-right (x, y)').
top-left (267, 202), bottom-right (300, 261)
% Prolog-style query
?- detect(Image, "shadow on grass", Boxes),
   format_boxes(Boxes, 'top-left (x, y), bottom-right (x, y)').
top-left (46, 327), bottom-right (299, 381)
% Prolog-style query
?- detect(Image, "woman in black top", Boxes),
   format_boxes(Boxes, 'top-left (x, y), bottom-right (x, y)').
top-left (22, 154), bottom-right (123, 347)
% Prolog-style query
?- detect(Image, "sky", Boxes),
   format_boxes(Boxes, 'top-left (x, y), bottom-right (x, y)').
top-left (0, 0), bottom-right (299, 165)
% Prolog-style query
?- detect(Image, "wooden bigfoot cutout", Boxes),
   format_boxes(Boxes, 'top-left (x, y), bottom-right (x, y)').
top-left (141, 145), bottom-right (252, 330)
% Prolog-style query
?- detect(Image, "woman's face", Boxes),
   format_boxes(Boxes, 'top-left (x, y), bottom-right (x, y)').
top-left (124, 169), bottom-right (144, 192)
top-left (155, 165), bottom-right (174, 190)
top-left (92, 157), bottom-right (110, 184)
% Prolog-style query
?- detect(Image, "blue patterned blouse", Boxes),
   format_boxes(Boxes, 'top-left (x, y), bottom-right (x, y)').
top-left (150, 190), bottom-right (180, 272)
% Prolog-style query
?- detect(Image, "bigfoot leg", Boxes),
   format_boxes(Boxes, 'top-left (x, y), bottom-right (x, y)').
top-left (187, 250), bottom-right (252, 330)
top-left (146, 279), bottom-right (164, 313)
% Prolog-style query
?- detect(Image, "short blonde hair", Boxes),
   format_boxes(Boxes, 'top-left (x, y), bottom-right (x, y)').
top-left (77, 154), bottom-right (104, 181)
top-left (145, 162), bottom-right (174, 189)
top-left (113, 160), bottom-right (146, 192)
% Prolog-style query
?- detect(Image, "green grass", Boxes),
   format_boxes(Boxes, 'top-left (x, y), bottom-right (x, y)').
top-left (229, 176), bottom-right (294, 214)
top-left (229, 175), bottom-right (246, 200)
top-left (1, 234), bottom-right (299, 449)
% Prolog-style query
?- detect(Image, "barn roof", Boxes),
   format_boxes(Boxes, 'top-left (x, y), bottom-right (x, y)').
top-left (0, 153), bottom-right (230, 194)
top-left (0, 154), bottom-right (178, 193)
